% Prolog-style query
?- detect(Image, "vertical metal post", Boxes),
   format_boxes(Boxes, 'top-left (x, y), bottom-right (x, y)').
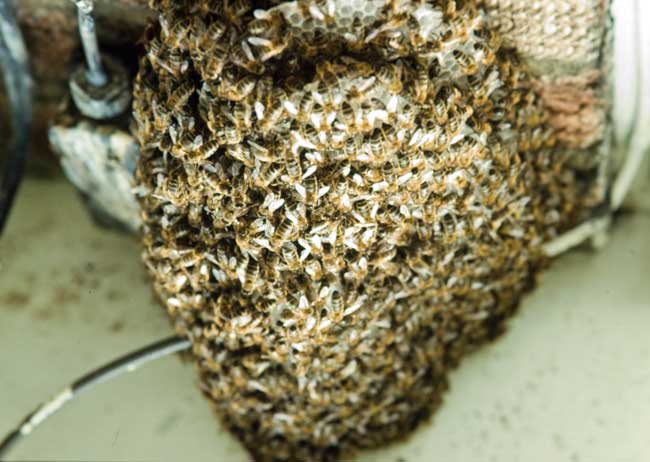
top-left (0, 0), bottom-right (32, 236)
top-left (72, 0), bottom-right (107, 87)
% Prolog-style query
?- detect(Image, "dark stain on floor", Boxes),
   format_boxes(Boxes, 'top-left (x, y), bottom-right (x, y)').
top-left (52, 285), bottom-right (81, 305)
top-left (110, 320), bottom-right (125, 333)
top-left (24, 272), bottom-right (37, 284)
top-left (106, 289), bottom-right (124, 301)
top-left (33, 307), bottom-right (54, 320)
top-left (1, 289), bottom-right (31, 309)
top-left (155, 411), bottom-right (183, 435)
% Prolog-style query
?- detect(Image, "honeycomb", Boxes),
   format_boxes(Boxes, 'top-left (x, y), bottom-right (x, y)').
top-left (133, 1), bottom-right (591, 460)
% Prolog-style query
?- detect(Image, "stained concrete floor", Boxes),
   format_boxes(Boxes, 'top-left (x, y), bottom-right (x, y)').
top-left (1, 176), bottom-right (649, 462)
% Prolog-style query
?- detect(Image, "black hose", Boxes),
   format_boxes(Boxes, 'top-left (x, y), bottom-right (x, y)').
top-left (0, 0), bottom-right (32, 236)
top-left (0, 335), bottom-right (192, 459)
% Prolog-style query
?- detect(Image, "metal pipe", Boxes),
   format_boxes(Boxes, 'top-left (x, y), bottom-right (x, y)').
top-left (70, 0), bottom-right (107, 87)
top-left (0, 336), bottom-right (192, 459)
top-left (0, 0), bottom-right (32, 237)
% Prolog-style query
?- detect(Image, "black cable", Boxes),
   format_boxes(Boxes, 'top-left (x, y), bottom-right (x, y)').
top-left (0, 335), bottom-right (191, 460)
top-left (0, 0), bottom-right (32, 237)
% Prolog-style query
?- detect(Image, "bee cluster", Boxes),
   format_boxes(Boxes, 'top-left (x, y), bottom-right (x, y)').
top-left (133, 1), bottom-right (588, 460)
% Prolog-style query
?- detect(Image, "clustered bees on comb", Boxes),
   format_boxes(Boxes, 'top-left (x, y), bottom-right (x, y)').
top-left (133, 0), bottom-right (589, 460)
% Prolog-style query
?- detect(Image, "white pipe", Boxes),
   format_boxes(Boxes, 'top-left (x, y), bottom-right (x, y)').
top-left (610, 0), bottom-right (650, 210)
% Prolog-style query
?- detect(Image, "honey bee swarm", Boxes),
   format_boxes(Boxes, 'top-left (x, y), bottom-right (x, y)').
top-left (133, 1), bottom-right (592, 460)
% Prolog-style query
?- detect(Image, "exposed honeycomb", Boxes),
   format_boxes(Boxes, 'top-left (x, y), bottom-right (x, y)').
top-left (484, 0), bottom-right (606, 76)
top-left (133, 1), bottom-right (590, 460)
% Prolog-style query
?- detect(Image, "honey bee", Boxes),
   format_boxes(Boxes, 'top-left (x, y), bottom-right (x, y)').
top-left (255, 163), bottom-right (281, 187)
top-left (413, 67), bottom-right (429, 103)
top-left (525, 108), bottom-right (544, 129)
top-left (167, 81), bottom-right (194, 112)
top-left (260, 89), bottom-right (286, 133)
top-left (337, 101), bottom-right (355, 128)
top-left (207, 19), bottom-right (227, 41)
top-left (164, 17), bottom-right (190, 49)
top-left (163, 49), bottom-right (190, 78)
top-left (382, 161), bottom-right (397, 186)
top-left (344, 57), bottom-right (373, 78)
top-left (284, 154), bottom-right (302, 182)
top-left (231, 40), bottom-right (265, 75)
top-left (199, 43), bottom-right (228, 80)
top-left (281, 242), bottom-right (301, 270)
top-left (475, 25), bottom-right (501, 51)
top-left (248, 14), bottom-right (278, 36)
top-left (467, 74), bottom-right (491, 106)
top-left (314, 60), bottom-right (339, 84)
top-left (355, 198), bottom-right (372, 218)
top-left (398, 103), bottom-right (417, 130)
top-left (301, 124), bottom-right (321, 148)
top-left (152, 99), bottom-right (172, 133)
top-left (342, 136), bottom-right (359, 158)
top-left (183, 163), bottom-right (203, 188)
top-left (473, 42), bottom-right (496, 67)
top-left (433, 87), bottom-right (450, 124)
top-left (302, 175), bottom-right (318, 203)
top-left (158, 169), bottom-right (187, 206)
top-left (454, 138), bottom-right (481, 168)
top-left (189, 40), bottom-right (207, 65)
top-left (490, 141), bottom-right (511, 169)
top-left (347, 76), bottom-right (377, 102)
top-left (367, 129), bottom-right (388, 161)
top-left (529, 127), bottom-right (547, 151)
top-left (328, 289), bottom-right (344, 319)
top-left (225, 143), bottom-right (253, 167)
top-left (247, 140), bottom-right (275, 163)
top-left (304, 259), bottom-right (323, 281)
top-left (224, 0), bottom-right (252, 20)
top-left (315, 79), bottom-right (331, 103)
top-left (310, 0), bottom-right (335, 23)
top-left (419, 122), bottom-right (445, 152)
top-left (445, 111), bottom-right (463, 142)
top-left (273, 219), bottom-right (296, 248)
top-left (146, 30), bottom-right (164, 70)
top-left (176, 248), bottom-right (203, 268)
top-left (453, 50), bottom-right (478, 75)
top-left (193, 139), bottom-right (220, 161)
top-left (382, 123), bottom-right (398, 144)
top-left (171, 131), bottom-right (203, 160)
top-left (218, 72), bottom-right (257, 101)
top-left (466, 115), bottom-right (492, 137)
top-left (242, 257), bottom-right (259, 294)
top-left (248, 35), bottom-right (289, 62)
top-left (158, 131), bottom-right (173, 153)
top-left (197, 0), bottom-right (223, 15)
top-left (297, 92), bottom-right (314, 123)
top-left (236, 226), bottom-right (265, 256)
top-left (227, 101), bottom-right (252, 132)
top-left (376, 62), bottom-right (403, 94)
top-left (489, 98), bottom-right (510, 122)
top-left (215, 122), bottom-right (243, 146)
top-left (448, 14), bottom-right (471, 41)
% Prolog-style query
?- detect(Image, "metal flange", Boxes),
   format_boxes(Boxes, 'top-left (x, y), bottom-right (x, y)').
top-left (69, 54), bottom-right (131, 120)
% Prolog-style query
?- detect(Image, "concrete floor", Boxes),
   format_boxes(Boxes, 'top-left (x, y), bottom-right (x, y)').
top-left (1, 177), bottom-right (649, 462)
